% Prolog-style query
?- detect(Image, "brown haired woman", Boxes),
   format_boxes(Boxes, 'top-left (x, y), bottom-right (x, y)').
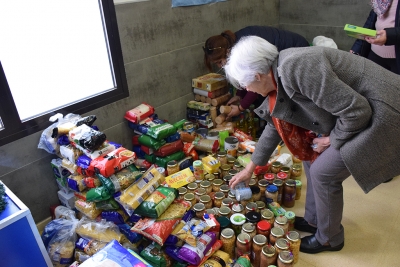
top-left (203, 26), bottom-right (309, 118)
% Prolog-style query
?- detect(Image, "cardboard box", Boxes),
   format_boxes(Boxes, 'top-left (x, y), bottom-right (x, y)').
top-left (192, 73), bottom-right (227, 92)
top-left (344, 24), bottom-right (376, 40)
top-left (58, 190), bottom-right (76, 209)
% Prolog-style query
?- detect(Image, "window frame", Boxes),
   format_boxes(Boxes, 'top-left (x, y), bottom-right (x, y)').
top-left (0, 0), bottom-right (128, 147)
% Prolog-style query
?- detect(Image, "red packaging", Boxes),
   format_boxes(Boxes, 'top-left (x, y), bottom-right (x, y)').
top-left (88, 147), bottom-right (136, 177)
top-left (124, 103), bottom-right (155, 123)
top-left (154, 140), bottom-right (184, 157)
top-left (132, 135), bottom-right (140, 146)
top-left (134, 158), bottom-right (152, 169)
top-left (180, 132), bottom-right (196, 143)
top-left (74, 191), bottom-right (87, 201)
top-left (140, 145), bottom-right (154, 155)
top-left (254, 163), bottom-right (271, 175)
top-left (233, 129), bottom-right (253, 142)
top-left (76, 166), bottom-right (95, 177)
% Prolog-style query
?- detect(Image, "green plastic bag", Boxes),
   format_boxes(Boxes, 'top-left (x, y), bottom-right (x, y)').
top-left (173, 119), bottom-right (187, 131)
top-left (96, 165), bottom-right (142, 193)
top-left (138, 134), bottom-right (166, 150)
top-left (154, 151), bottom-right (185, 168)
top-left (146, 123), bottom-right (177, 140)
top-left (86, 186), bottom-right (112, 202)
top-left (135, 186), bottom-right (178, 218)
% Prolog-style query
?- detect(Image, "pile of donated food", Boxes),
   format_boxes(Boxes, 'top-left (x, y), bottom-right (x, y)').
top-left (37, 73), bottom-right (304, 267)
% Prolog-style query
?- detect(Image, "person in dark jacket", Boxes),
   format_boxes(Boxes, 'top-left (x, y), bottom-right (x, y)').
top-left (351, 0), bottom-right (400, 74)
top-left (203, 26), bottom-right (309, 118)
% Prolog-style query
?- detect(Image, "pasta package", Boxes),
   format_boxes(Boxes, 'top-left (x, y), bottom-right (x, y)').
top-left (60, 144), bottom-right (83, 163)
top-left (124, 103), bottom-right (155, 124)
top-left (75, 218), bottom-right (124, 243)
top-left (89, 147), bottom-right (136, 177)
top-left (67, 174), bottom-right (87, 192)
top-left (177, 231), bottom-right (217, 266)
top-left (131, 200), bottom-right (191, 246)
top-left (135, 186), bottom-right (178, 218)
top-left (176, 219), bottom-right (211, 247)
top-left (140, 243), bottom-right (173, 267)
top-left (74, 199), bottom-right (102, 220)
top-left (117, 166), bottom-right (165, 215)
top-left (165, 210), bottom-right (196, 246)
top-left (75, 237), bottom-right (107, 256)
top-left (198, 249), bottom-right (231, 267)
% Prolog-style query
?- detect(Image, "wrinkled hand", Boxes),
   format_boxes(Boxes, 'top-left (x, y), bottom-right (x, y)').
top-left (227, 105), bottom-right (241, 118)
top-left (312, 136), bottom-right (330, 154)
top-left (365, 30), bottom-right (387, 46)
top-left (229, 161), bottom-right (256, 189)
top-left (227, 96), bottom-right (241, 105)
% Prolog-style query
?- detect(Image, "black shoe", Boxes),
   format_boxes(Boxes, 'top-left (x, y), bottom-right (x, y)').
top-left (294, 216), bottom-right (317, 234)
top-left (383, 178), bottom-right (393, 183)
top-left (300, 235), bottom-right (344, 254)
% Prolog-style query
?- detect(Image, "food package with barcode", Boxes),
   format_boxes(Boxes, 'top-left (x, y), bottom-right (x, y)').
top-left (115, 166), bottom-right (165, 215)
top-left (134, 186), bottom-right (178, 218)
top-left (88, 147), bottom-right (136, 177)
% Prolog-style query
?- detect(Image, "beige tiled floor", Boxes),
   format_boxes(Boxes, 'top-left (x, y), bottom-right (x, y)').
top-left (285, 146), bottom-right (400, 267)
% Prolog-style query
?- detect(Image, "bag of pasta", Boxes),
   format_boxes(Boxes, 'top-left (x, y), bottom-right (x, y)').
top-left (176, 218), bottom-right (211, 247)
top-left (96, 164), bottom-right (142, 194)
top-left (135, 186), bottom-right (178, 218)
top-left (75, 217), bottom-right (124, 243)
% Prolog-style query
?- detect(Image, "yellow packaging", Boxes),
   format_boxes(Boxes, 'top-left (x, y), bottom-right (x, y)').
top-left (192, 73), bottom-right (227, 92)
top-left (202, 156), bottom-right (220, 174)
top-left (199, 250), bottom-right (232, 267)
top-left (119, 166), bottom-right (165, 210)
top-left (165, 168), bottom-right (195, 188)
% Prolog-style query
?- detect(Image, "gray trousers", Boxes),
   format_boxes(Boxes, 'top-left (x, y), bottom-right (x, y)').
top-left (303, 146), bottom-right (351, 247)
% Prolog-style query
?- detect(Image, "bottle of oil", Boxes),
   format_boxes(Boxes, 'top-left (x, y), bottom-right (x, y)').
top-left (238, 113), bottom-right (247, 132)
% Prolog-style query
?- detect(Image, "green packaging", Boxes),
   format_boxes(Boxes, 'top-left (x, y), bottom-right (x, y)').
top-left (138, 134), bottom-right (166, 150)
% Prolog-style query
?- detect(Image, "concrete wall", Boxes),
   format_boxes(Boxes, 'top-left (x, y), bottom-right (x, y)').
top-left (0, 0), bottom-right (374, 223)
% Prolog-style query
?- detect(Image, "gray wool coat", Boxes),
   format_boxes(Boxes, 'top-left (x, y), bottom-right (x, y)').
top-left (251, 46), bottom-right (400, 193)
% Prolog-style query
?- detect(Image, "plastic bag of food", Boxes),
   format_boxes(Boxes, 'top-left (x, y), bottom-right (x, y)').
top-left (237, 154), bottom-right (252, 167)
top-left (124, 103), bottom-right (155, 124)
top-left (61, 158), bottom-right (77, 174)
top-left (60, 144), bottom-right (83, 163)
top-left (154, 151), bottom-right (185, 169)
top-left (85, 186), bottom-right (111, 202)
top-left (138, 134), bottom-right (166, 150)
top-left (74, 141), bottom-right (116, 160)
top-left (193, 240), bottom-right (223, 267)
top-left (176, 219), bottom-right (211, 246)
top-left (46, 218), bottom-right (79, 267)
top-left (165, 132), bottom-right (181, 143)
top-left (75, 155), bottom-right (95, 176)
top-left (197, 248), bottom-right (230, 267)
top-left (69, 124), bottom-right (107, 152)
top-left (67, 174), bottom-right (87, 192)
top-left (146, 123), bottom-right (177, 140)
top-left (131, 200), bottom-right (191, 246)
top-left (233, 255), bottom-right (252, 267)
top-left (88, 147), bottom-right (136, 177)
top-left (101, 210), bottom-right (128, 224)
top-left (95, 198), bottom-right (120, 210)
top-left (140, 243), bottom-right (172, 267)
top-left (75, 218), bottom-right (124, 243)
top-left (41, 218), bottom-right (77, 249)
top-left (154, 140), bottom-right (183, 158)
top-left (164, 245), bottom-right (187, 264)
top-left (75, 237), bottom-right (107, 256)
top-left (79, 239), bottom-right (152, 267)
top-left (135, 186), bottom-right (178, 218)
top-left (74, 199), bottom-right (102, 220)
top-left (116, 166), bottom-right (165, 215)
top-left (165, 209), bottom-right (195, 246)
top-left (96, 164), bottom-right (142, 194)
top-left (177, 231), bottom-right (217, 266)
top-left (82, 177), bottom-right (101, 188)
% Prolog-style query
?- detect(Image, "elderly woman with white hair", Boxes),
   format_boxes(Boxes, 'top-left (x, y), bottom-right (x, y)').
top-left (226, 36), bottom-right (400, 254)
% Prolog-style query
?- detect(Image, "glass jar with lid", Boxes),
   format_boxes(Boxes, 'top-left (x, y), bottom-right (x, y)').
top-left (217, 216), bottom-right (231, 230)
top-left (280, 166), bottom-right (291, 179)
top-left (219, 206), bottom-right (232, 218)
top-left (217, 151), bottom-right (228, 165)
top-left (233, 161), bottom-right (243, 172)
top-left (274, 215), bottom-right (289, 233)
top-left (230, 213), bottom-right (246, 236)
top-left (187, 182), bottom-right (198, 194)
top-left (228, 190), bottom-right (236, 199)
top-left (251, 186), bottom-right (261, 202)
top-left (241, 222), bottom-right (257, 240)
top-left (245, 202), bottom-right (258, 214)
top-left (200, 195), bottom-right (212, 209)
top-left (291, 164), bottom-right (302, 179)
top-left (265, 184), bottom-right (278, 204)
top-left (274, 238), bottom-right (290, 255)
top-left (286, 231), bottom-right (300, 264)
top-left (295, 180), bottom-right (302, 200)
top-left (256, 220), bottom-right (271, 238)
top-left (276, 172), bottom-right (288, 183)
top-left (269, 227), bottom-right (285, 246)
top-left (178, 187), bottom-right (187, 200)
top-left (194, 188), bottom-right (206, 202)
top-left (284, 211), bottom-right (295, 231)
top-left (273, 179), bottom-right (284, 205)
top-left (167, 160), bottom-right (179, 175)
top-left (228, 169), bottom-right (238, 177)
top-left (213, 172), bottom-right (220, 180)
top-left (264, 173), bottom-right (276, 184)
top-left (212, 179), bottom-right (224, 192)
top-left (237, 148), bottom-right (247, 157)
top-left (222, 198), bottom-right (234, 208)
top-left (220, 184), bottom-right (230, 197)
top-left (277, 250), bottom-right (294, 267)
top-left (252, 234), bottom-right (267, 267)
top-left (260, 245), bottom-right (278, 266)
top-left (271, 161), bottom-right (282, 174)
top-left (258, 179), bottom-right (269, 203)
top-left (220, 164), bottom-right (231, 178)
top-left (205, 173), bottom-right (215, 183)
top-left (236, 233), bottom-right (252, 259)
top-left (220, 228), bottom-right (235, 259)
top-left (249, 178), bottom-right (257, 187)
top-left (261, 209), bottom-right (275, 226)
top-left (227, 158), bottom-right (236, 168)
top-left (205, 208), bottom-right (216, 216)
top-left (232, 203), bottom-right (245, 214)
top-left (200, 180), bottom-right (212, 194)
top-left (213, 192), bottom-right (225, 208)
top-left (246, 211), bottom-right (261, 224)
top-left (282, 179), bottom-right (296, 208)
top-left (193, 203), bottom-right (206, 219)
top-left (184, 193), bottom-right (196, 207)
top-left (255, 201), bottom-right (265, 212)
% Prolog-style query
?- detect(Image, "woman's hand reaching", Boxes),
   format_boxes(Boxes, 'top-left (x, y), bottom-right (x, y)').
top-left (365, 30), bottom-right (387, 46)
top-left (229, 161), bottom-right (256, 189)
